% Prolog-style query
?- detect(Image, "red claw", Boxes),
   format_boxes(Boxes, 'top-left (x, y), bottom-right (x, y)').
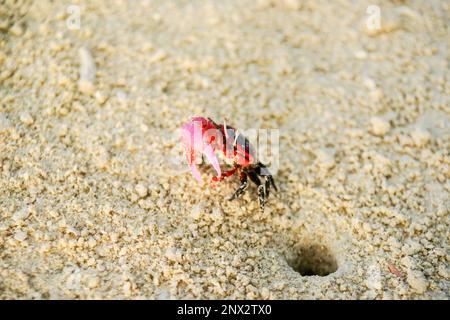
top-left (180, 116), bottom-right (222, 183)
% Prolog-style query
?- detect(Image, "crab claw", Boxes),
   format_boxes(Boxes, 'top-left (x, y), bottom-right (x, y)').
top-left (203, 143), bottom-right (221, 179)
top-left (180, 117), bottom-right (222, 183)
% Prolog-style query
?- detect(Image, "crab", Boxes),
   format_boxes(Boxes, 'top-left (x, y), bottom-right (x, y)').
top-left (180, 116), bottom-right (277, 211)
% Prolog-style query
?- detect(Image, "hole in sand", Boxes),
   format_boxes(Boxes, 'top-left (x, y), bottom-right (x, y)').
top-left (287, 244), bottom-right (338, 276)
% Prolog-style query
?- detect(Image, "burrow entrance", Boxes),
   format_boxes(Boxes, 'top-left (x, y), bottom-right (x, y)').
top-left (286, 244), bottom-right (338, 276)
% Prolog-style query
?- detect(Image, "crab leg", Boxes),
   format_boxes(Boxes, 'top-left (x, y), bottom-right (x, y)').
top-left (229, 171), bottom-right (248, 201)
top-left (257, 185), bottom-right (266, 212)
top-left (248, 170), bottom-right (266, 212)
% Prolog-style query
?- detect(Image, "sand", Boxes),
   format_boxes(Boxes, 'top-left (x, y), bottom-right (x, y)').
top-left (0, 0), bottom-right (449, 299)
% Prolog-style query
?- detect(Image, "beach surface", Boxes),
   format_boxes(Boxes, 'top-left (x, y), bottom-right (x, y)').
top-left (0, 0), bottom-right (449, 299)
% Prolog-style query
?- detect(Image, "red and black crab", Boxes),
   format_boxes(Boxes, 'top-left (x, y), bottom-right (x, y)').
top-left (180, 116), bottom-right (277, 211)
